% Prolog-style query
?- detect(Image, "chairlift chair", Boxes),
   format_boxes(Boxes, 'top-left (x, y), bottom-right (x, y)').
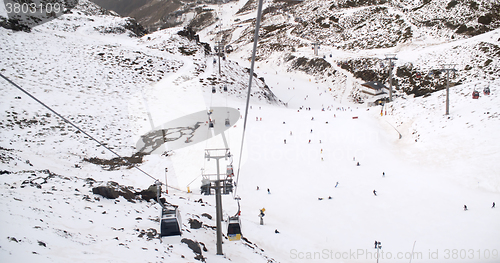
top-left (160, 207), bottom-right (182, 237)
top-left (227, 216), bottom-right (242, 241)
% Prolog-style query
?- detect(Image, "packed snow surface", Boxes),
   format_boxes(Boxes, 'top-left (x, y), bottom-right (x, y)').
top-left (1, 0), bottom-right (499, 262)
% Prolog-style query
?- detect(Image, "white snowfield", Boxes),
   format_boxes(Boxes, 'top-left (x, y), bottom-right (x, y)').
top-left (1, 0), bottom-right (499, 262)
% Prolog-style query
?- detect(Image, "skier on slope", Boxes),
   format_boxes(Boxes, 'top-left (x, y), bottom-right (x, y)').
top-left (259, 208), bottom-right (265, 225)
top-left (464, 205), bottom-right (468, 211)
top-left (493, 202), bottom-right (496, 208)
top-left (373, 190), bottom-right (377, 196)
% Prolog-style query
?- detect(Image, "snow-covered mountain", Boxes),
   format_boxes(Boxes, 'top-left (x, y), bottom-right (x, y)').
top-left (1, 0), bottom-right (499, 262)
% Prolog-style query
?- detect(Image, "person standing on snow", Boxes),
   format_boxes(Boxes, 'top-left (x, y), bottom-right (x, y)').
top-left (373, 190), bottom-right (377, 196)
top-left (335, 182), bottom-right (339, 188)
top-left (492, 202), bottom-right (495, 208)
top-left (464, 205), bottom-right (468, 211)
top-left (259, 208), bottom-right (265, 225)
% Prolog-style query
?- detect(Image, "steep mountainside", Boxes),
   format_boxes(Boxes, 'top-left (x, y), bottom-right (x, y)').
top-left (219, 0), bottom-right (500, 99)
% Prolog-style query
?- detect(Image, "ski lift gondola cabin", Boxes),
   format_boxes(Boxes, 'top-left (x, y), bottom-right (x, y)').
top-left (484, 87), bottom-right (490, 95)
top-left (160, 207), bottom-right (182, 237)
top-left (472, 90), bottom-right (480, 99)
top-left (226, 164), bottom-right (234, 176)
top-left (227, 216), bottom-right (242, 241)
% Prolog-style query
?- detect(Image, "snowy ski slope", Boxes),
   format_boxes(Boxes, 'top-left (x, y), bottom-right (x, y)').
top-left (1, 0), bottom-right (499, 262)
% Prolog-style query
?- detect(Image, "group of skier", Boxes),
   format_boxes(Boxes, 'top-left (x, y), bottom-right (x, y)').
top-left (464, 202), bottom-right (495, 211)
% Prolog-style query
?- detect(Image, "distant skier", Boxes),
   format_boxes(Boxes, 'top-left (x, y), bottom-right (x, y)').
top-left (267, 188), bottom-right (271, 194)
top-left (290, 131), bottom-right (292, 135)
top-left (318, 197), bottom-right (323, 200)
top-left (321, 149), bottom-right (323, 154)
top-left (335, 182), bottom-right (339, 188)
top-left (311, 117), bottom-right (314, 121)
top-left (321, 157), bottom-right (324, 161)
top-left (311, 129), bottom-right (313, 133)
top-left (374, 240), bottom-right (378, 249)
top-left (492, 202), bottom-right (495, 208)
top-left (382, 172), bottom-right (385, 177)
top-left (284, 139), bottom-right (286, 144)
top-left (259, 208), bottom-right (265, 225)
top-left (275, 229), bottom-right (280, 233)
top-left (256, 186), bottom-right (260, 190)
top-left (308, 139), bottom-right (311, 144)
top-left (319, 140), bottom-right (322, 143)
top-left (328, 196), bottom-right (332, 200)
top-left (373, 190), bottom-right (377, 196)
top-left (357, 162), bottom-right (360, 166)
top-left (464, 205), bottom-right (468, 211)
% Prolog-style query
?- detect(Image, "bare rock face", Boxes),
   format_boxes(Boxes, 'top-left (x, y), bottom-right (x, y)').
top-left (92, 186), bottom-right (120, 199)
top-left (188, 218), bottom-right (203, 229)
top-left (92, 182), bottom-right (159, 203)
top-left (181, 238), bottom-right (206, 261)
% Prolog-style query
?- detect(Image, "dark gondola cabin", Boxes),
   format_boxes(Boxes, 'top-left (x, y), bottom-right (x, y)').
top-left (484, 87), bottom-right (490, 95)
top-left (227, 216), bottom-right (242, 241)
top-left (160, 207), bottom-right (182, 237)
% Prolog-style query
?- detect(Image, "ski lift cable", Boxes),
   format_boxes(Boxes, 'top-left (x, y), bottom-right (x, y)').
top-left (233, 0), bottom-right (264, 198)
top-left (0, 73), bottom-right (188, 193)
